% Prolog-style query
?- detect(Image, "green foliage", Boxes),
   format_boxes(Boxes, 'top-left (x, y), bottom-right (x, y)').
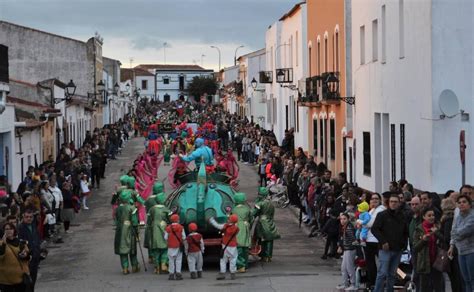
top-left (187, 76), bottom-right (218, 100)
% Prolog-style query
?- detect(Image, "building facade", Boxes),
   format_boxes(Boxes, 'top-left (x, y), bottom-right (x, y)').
top-left (264, 2), bottom-right (308, 149)
top-left (135, 64), bottom-right (214, 102)
top-left (351, 0), bottom-right (473, 193)
top-left (302, 0), bottom-right (348, 175)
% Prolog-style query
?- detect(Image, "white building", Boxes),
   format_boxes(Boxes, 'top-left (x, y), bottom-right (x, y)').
top-left (238, 49), bottom-right (267, 127)
top-left (264, 2), bottom-right (309, 150)
top-left (222, 65), bottom-right (240, 114)
top-left (135, 64), bottom-right (214, 102)
top-left (351, 0), bottom-right (473, 193)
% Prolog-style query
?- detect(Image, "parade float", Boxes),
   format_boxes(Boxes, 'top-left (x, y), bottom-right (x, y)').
top-left (165, 160), bottom-right (237, 252)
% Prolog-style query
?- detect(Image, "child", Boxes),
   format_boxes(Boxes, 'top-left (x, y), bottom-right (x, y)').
top-left (209, 214), bottom-right (239, 280)
top-left (336, 212), bottom-right (357, 290)
top-left (80, 174), bottom-right (91, 210)
top-left (355, 201), bottom-right (371, 246)
top-left (186, 222), bottom-right (204, 279)
top-left (164, 214), bottom-right (186, 280)
top-left (320, 208), bottom-right (340, 260)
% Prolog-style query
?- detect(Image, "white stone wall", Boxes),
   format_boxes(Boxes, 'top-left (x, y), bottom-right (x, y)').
top-left (156, 70), bottom-right (214, 101)
top-left (351, 0), bottom-right (472, 193)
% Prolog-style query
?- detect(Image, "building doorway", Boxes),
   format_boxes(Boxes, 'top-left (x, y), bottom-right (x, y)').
top-left (164, 94), bottom-right (171, 102)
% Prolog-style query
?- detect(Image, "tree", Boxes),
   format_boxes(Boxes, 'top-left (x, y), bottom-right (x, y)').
top-left (187, 76), bottom-right (218, 102)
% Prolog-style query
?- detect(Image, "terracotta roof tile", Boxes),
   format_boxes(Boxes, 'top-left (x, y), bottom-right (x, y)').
top-left (135, 64), bottom-right (210, 71)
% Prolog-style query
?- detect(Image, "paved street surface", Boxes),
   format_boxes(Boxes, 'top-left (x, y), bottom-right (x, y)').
top-left (36, 137), bottom-right (341, 292)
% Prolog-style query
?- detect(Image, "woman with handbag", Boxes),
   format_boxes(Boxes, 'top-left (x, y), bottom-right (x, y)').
top-left (0, 223), bottom-right (31, 292)
top-left (413, 207), bottom-right (445, 292)
top-left (440, 198), bottom-right (463, 292)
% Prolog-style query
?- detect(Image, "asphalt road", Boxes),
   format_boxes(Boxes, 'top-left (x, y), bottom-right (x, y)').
top-left (36, 137), bottom-right (341, 292)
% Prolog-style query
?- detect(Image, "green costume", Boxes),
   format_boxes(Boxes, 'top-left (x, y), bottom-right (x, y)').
top-left (144, 182), bottom-right (165, 252)
top-left (232, 192), bottom-right (253, 271)
top-left (114, 190), bottom-right (139, 274)
top-left (252, 187), bottom-right (280, 261)
top-left (111, 175), bottom-right (130, 206)
top-left (148, 193), bottom-right (170, 273)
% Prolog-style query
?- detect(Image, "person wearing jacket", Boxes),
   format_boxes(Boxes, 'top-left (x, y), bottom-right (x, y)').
top-left (185, 223), bottom-right (204, 279)
top-left (365, 193), bottom-right (386, 288)
top-left (0, 223), bottom-right (31, 292)
top-left (164, 214), bottom-right (186, 280)
top-left (18, 209), bottom-right (41, 289)
top-left (320, 208), bottom-right (340, 260)
top-left (232, 192), bottom-right (253, 273)
top-left (371, 193), bottom-right (409, 292)
top-left (449, 194), bottom-right (474, 292)
top-left (336, 212), bottom-right (357, 290)
top-left (413, 207), bottom-right (445, 291)
top-left (440, 198), bottom-right (463, 292)
top-left (148, 193), bottom-right (170, 275)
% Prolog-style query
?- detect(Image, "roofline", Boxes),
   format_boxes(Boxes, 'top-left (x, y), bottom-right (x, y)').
top-left (238, 48), bottom-right (266, 60)
top-left (0, 21), bottom-right (86, 45)
top-left (279, 1), bottom-right (306, 21)
top-left (154, 69), bottom-right (214, 72)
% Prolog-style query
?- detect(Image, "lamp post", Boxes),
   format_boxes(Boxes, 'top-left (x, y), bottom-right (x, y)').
top-left (210, 46), bottom-right (221, 71)
top-left (163, 42), bottom-right (168, 64)
top-left (234, 45), bottom-right (244, 66)
top-left (201, 54), bottom-right (206, 67)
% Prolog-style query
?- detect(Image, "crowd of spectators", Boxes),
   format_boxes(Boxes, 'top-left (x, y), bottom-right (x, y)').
top-left (215, 115), bottom-right (474, 292)
top-left (0, 116), bottom-right (133, 291)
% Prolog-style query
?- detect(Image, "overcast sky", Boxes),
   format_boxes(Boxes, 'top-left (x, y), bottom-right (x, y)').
top-left (0, 0), bottom-right (299, 71)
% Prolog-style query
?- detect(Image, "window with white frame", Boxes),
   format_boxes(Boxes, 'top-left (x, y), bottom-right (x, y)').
top-left (372, 19), bottom-right (378, 62)
top-left (360, 25), bottom-right (366, 65)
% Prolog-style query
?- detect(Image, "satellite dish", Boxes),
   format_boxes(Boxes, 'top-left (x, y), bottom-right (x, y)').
top-left (438, 89), bottom-right (459, 118)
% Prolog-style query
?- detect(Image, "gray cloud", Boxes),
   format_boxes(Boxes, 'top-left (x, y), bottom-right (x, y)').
top-left (0, 0), bottom-right (299, 67)
top-left (131, 37), bottom-right (171, 51)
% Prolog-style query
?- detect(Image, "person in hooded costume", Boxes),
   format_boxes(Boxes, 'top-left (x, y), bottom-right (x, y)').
top-left (232, 192), bottom-right (253, 273)
top-left (179, 137), bottom-right (215, 172)
top-left (114, 190), bottom-right (140, 274)
top-left (111, 175), bottom-right (131, 220)
top-left (144, 181), bottom-right (165, 263)
top-left (126, 176), bottom-right (146, 225)
top-left (252, 187), bottom-right (281, 262)
top-left (148, 192), bottom-right (170, 274)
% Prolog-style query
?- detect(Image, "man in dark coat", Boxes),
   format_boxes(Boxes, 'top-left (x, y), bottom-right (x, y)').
top-left (18, 209), bottom-right (41, 287)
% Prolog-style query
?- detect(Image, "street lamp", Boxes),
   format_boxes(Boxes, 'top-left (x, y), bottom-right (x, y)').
top-left (97, 80), bottom-right (105, 93)
top-left (113, 82), bottom-right (120, 95)
top-left (251, 77), bottom-right (258, 90)
top-left (276, 69), bottom-right (285, 83)
top-left (126, 83), bottom-right (131, 92)
top-left (325, 72), bottom-right (339, 96)
top-left (210, 46), bottom-right (221, 72)
top-left (234, 45), bottom-right (244, 66)
top-left (65, 80), bottom-right (77, 99)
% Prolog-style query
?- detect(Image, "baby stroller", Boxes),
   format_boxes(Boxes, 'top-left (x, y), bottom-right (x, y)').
top-left (354, 245), bottom-right (370, 290)
top-left (395, 248), bottom-right (416, 291)
top-left (268, 183), bottom-right (289, 208)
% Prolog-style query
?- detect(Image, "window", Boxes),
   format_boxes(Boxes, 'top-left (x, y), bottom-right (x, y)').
top-left (273, 97), bottom-right (277, 124)
top-left (360, 25), bottom-right (366, 65)
top-left (163, 77), bottom-right (170, 84)
top-left (285, 105), bottom-right (289, 131)
top-left (372, 19), bottom-right (378, 61)
top-left (308, 47), bottom-right (312, 76)
top-left (324, 36), bottom-right (328, 72)
top-left (382, 5), bottom-right (386, 63)
top-left (290, 35), bottom-right (293, 67)
top-left (296, 102), bottom-right (299, 132)
top-left (400, 124), bottom-right (405, 179)
top-left (335, 30), bottom-right (339, 71)
top-left (313, 119), bottom-right (318, 156)
top-left (363, 132), bottom-right (371, 176)
top-left (399, 0), bottom-right (405, 58)
top-left (320, 119), bottom-right (324, 158)
top-left (141, 80), bottom-right (148, 90)
top-left (391, 124), bottom-right (396, 181)
top-left (179, 75), bottom-right (185, 91)
top-left (317, 39), bottom-right (321, 74)
top-left (296, 31), bottom-right (299, 67)
top-left (330, 119), bottom-right (335, 160)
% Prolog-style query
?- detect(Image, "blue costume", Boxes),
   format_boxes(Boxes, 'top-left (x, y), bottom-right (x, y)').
top-left (180, 138), bottom-right (214, 167)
